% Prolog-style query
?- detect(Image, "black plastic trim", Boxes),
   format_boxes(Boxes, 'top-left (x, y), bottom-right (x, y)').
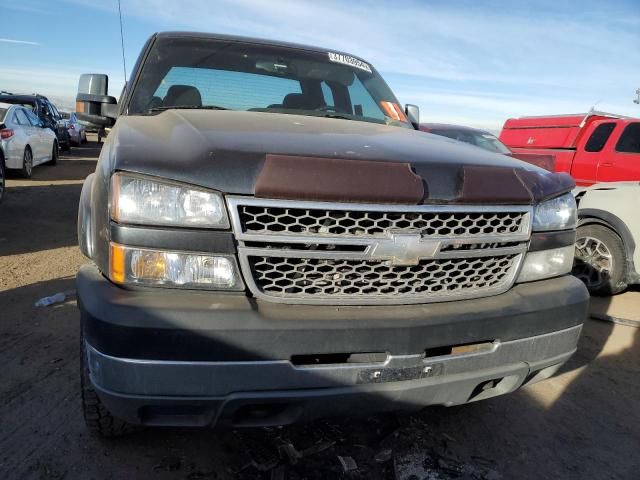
top-left (529, 230), bottom-right (576, 252)
top-left (110, 223), bottom-right (236, 253)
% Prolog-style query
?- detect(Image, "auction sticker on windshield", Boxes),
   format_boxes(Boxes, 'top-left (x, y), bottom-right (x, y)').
top-left (328, 52), bottom-right (372, 73)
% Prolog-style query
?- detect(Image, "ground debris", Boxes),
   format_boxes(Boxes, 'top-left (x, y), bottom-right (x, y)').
top-left (394, 450), bottom-right (503, 480)
top-left (152, 455), bottom-right (183, 472)
top-left (231, 414), bottom-right (503, 479)
top-left (337, 455), bottom-right (358, 472)
top-left (374, 448), bottom-right (393, 463)
top-left (34, 289), bottom-right (76, 307)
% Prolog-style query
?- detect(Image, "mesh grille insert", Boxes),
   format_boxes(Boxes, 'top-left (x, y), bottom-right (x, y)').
top-left (239, 206), bottom-right (526, 237)
top-left (249, 254), bottom-right (519, 298)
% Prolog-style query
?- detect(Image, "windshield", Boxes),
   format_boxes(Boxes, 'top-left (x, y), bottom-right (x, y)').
top-left (0, 107), bottom-right (7, 122)
top-left (128, 37), bottom-right (411, 128)
top-left (433, 128), bottom-right (511, 154)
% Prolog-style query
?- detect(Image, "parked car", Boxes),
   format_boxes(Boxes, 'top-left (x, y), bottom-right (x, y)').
top-left (573, 182), bottom-right (640, 295)
top-left (74, 31), bottom-right (587, 437)
top-left (420, 123), bottom-right (512, 154)
top-left (0, 106), bottom-right (5, 203)
top-left (0, 102), bottom-right (58, 179)
top-left (0, 94), bottom-right (71, 151)
top-left (61, 111), bottom-right (87, 145)
top-left (499, 111), bottom-right (640, 185)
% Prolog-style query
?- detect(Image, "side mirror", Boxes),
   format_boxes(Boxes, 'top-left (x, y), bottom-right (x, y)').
top-left (75, 73), bottom-right (118, 127)
top-left (405, 104), bottom-right (420, 129)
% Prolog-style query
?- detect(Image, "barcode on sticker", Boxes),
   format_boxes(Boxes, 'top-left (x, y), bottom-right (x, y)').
top-left (328, 52), bottom-right (372, 73)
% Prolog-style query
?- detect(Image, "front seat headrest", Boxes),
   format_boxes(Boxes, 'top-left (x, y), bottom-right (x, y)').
top-left (282, 93), bottom-right (310, 109)
top-left (163, 85), bottom-right (202, 107)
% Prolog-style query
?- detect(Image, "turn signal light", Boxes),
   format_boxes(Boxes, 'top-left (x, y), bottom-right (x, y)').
top-left (108, 243), bottom-right (243, 290)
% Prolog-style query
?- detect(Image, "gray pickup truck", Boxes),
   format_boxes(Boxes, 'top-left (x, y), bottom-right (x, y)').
top-left (75, 31), bottom-right (588, 437)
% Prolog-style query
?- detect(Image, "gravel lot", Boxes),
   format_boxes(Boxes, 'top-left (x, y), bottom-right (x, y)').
top-left (0, 136), bottom-right (638, 479)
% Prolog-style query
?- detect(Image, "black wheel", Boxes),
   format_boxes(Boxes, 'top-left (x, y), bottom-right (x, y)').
top-left (48, 142), bottom-right (58, 166)
top-left (80, 329), bottom-right (140, 437)
top-left (21, 147), bottom-right (33, 178)
top-left (59, 131), bottom-right (70, 151)
top-left (573, 224), bottom-right (628, 295)
top-left (0, 154), bottom-right (5, 204)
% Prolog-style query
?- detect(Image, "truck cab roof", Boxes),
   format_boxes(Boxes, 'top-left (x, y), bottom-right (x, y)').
top-left (153, 31), bottom-right (370, 61)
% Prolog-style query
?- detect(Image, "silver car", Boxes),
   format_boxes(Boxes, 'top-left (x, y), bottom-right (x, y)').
top-left (62, 111), bottom-right (87, 146)
top-left (0, 102), bottom-right (58, 179)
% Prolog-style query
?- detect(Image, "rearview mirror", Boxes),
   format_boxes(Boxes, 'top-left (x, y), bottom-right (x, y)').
top-left (405, 104), bottom-right (420, 129)
top-left (75, 73), bottom-right (118, 127)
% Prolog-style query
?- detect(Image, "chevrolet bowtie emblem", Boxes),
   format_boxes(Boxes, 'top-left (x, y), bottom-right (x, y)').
top-left (370, 233), bottom-right (441, 265)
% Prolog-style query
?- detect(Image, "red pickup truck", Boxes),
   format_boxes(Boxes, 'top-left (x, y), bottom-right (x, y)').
top-left (499, 112), bottom-right (640, 185)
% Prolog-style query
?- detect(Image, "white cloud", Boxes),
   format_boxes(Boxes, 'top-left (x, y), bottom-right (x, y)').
top-left (73, 0), bottom-right (639, 88)
top-left (27, 0), bottom-right (640, 124)
top-left (0, 38), bottom-right (40, 46)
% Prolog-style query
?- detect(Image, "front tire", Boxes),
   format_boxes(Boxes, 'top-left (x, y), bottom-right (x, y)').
top-left (80, 331), bottom-right (139, 437)
top-left (61, 132), bottom-right (71, 151)
top-left (21, 147), bottom-right (33, 178)
top-left (47, 142), bottom-right (58, 166)
top-left (0, 154), bottom-right (6, 204)
top-left (573, 224), bottom-right (628, 295)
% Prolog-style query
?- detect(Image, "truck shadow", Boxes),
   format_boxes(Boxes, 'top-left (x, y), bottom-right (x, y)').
top-left (0, 183), bottom-right (84, 256)
top-left (0, 139), bottom-right (97, 257)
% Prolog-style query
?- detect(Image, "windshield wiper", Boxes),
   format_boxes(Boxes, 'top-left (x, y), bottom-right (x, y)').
top-left (148, 105), bottom-right (229, 113)
top-left (320, 113), bottom-right (352, 120)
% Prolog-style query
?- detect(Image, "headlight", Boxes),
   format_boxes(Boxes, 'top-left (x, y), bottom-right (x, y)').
top-left (111, 172), bottom-right (229, 228)
top-left (532, 193), bottom-right (577, 231)
top-left (516, 245), bottom-right (574, 283)
top-left (109, 243), bottom-right (243, 290)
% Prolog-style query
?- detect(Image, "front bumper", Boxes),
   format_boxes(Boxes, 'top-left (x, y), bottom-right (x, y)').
top-left (78, 265), bottom-right (589, 427)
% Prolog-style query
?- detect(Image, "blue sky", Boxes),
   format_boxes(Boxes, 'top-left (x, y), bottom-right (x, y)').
top-left (2, 0), bottom-right (639, 131)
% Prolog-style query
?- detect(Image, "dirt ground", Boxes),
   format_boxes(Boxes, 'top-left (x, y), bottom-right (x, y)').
top-left (0, 137), bottom-right (638, 479)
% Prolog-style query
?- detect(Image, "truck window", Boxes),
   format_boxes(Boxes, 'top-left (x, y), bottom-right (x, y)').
top-left (347, 75), bottom-right (387, 120)
top-left (615, 123), bottom-right (640, 153)
top-left (128, 37), bottom-right (411, 128)
top-left (153, 67), bottom-right (302, 111)
top-left (584, 123), bottom-right (616, 152)
top-left (15, 109), bottom-right (31, 125)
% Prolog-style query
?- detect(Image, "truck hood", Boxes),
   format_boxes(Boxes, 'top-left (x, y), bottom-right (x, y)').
top-left (108, 110), bottom-right (568, 203)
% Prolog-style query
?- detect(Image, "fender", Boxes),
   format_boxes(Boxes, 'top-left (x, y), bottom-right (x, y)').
top-left (578, 207), bottom-right (639, 283)
top-left (78, 173), bottom-right (95, 259)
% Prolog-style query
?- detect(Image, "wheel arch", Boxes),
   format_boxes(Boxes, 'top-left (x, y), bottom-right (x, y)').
top-left (578, 208), bottom-right (638, 284)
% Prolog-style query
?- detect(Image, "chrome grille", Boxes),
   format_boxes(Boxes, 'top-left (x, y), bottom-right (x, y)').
top-left (228, 196), bottom-right (532, 305)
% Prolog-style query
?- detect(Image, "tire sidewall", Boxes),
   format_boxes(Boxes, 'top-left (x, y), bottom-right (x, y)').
top-left (22, 147), bottom-right (33, 178)
top-left (50, 142), bottom-right (58, 165)
top-left (0, 153), bottom-right (5, 203)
